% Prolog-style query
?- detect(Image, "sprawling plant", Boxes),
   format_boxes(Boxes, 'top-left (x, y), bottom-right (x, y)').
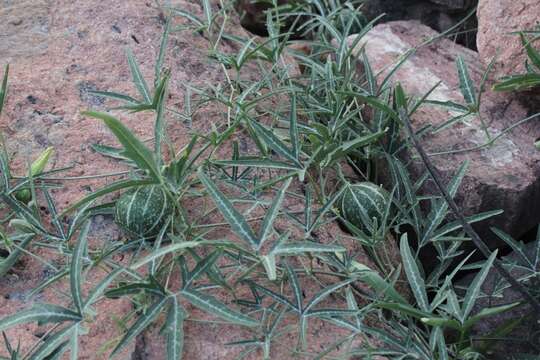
top-left (0, 1), bottom-right (538, 359)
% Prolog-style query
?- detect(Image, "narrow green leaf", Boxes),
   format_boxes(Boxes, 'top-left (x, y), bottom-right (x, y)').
top-left (126, 48), bottom-right (151, 103)
top-left (362, 51), bottom-right (377, 95)
top-left (400, 234), bottom-right (430, 312)
top-left (491, 228), bottom-right (532, 267)
top-left (273, 241), bottom-right (346, 255)
top-left (88, 90), bottom-right (139, 104)
top-left (1, 195), bottom-right (49, 235)
top-left (304, 279), bottom-right (353, 313)
top-left (425, 99), bottom-right (470, 113)
top-left (83, 111), bottom-right (161, 183)
top-left (261, 254), bottom-right (277, 281)
top-left (350, 261), bottom-right (408, 304)
top-left (164, 297), bottom-right (184, 360)
top-left (248, 282), bottom-right (295, 310)
top-left (306, 187), bottom-right (345, 235)
top-left (0, 64), bottom-right (8, 116)
top-left (198, 169), bottom-right (258, 248)
top-left (202, 0), bottom-right (212, 30)
top-left (130, 240), bottom-right (235, 270)
top-left (462, 250), bottom-right (497, 319)
top-left (105, 282), bottom-right (164, 299)
top-left (69, 324), bottom-right (79, 360)
top-left (456, 55), bottom-right (476, 107)
top-left (394, 83), bottom-right (408, 110)
top-left (0, 235), bottom-right (34, 277)
top-left (181, 289), bottom-right (258, 327)
top-left (184, 249), bottom-right (221, 288)
top-left (70, 221), bottom-right (89, 315)
top-left (323, 130), bottom-right (386, 167)
top-left (258, 178), bottom-right (292, 248)
top-left (493, 73), bottom-right (540, 92)
top-left (0, 304), bottom-right (82, 332)
top-left (84, 268), bottom-right (124, 309)
top-left (250, 121), bottom-right (299, 165)
top-left (420, 317), bottom-right (461, 330)
top-left (376, 302), bottom-right (432, 319)
top-left (214, 159), bottom-right (300, 172)
top-left (155, 18), bottom-right (171, 86)
top-left (464, 302), bottom-right (520, 328)
top-left (433, 210), bottom-right (503, 240)
top-left (289, 94), bottom-right (299, 159)
top-left (169, 8), bottom-right (204, 28)
top-left (111, 297), bottom-right (168, 357)
top-left (521, 33), bottom-right (540, 71)
top-left (61, 178), bottom-right (157, 215)
top-left (285, 262), bottom-right (303, 312)
top-left (154, 71), bottom-right (170, 164)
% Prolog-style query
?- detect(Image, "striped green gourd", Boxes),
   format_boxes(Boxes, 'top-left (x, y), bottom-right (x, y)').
top-left (114, 185), bottom-right (173, 238)
top-left (340, 182), bottom-right (389, 234)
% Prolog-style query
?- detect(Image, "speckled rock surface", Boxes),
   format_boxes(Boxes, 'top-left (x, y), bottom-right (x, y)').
top-left (477, 0), bottom-right (540, 78)
top-left (346, 21), bottom-right (540, 252)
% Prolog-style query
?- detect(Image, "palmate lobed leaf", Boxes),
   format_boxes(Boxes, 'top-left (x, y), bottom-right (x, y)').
top-left (198, 169), bottom-right (259, 249)
top-left (180, 288), bottom-right (258, 327)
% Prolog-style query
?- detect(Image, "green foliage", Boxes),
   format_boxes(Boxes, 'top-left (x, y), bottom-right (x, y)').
top-left (0, 2), bottom-right (538, 360)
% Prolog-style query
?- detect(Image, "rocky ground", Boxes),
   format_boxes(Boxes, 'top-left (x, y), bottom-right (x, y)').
top-left (1, 0), bottom-right (539, 359)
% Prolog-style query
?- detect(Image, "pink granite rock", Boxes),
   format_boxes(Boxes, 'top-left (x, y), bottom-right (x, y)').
top-left (477, 0), bottom-right (540, 78)
top-left (346, 21), bottom-right (540, 250)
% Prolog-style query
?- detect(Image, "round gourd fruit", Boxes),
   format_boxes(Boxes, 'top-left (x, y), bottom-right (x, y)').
top-left (114, 185), bottom-right (173, 238)
top-left (340, 182), bottom-right (389, 234)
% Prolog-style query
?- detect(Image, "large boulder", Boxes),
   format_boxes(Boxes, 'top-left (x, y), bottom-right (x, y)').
top-left (346, 21), bottom-right (540, 254)
top-left (477, 0), bottom-right (540, 78)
